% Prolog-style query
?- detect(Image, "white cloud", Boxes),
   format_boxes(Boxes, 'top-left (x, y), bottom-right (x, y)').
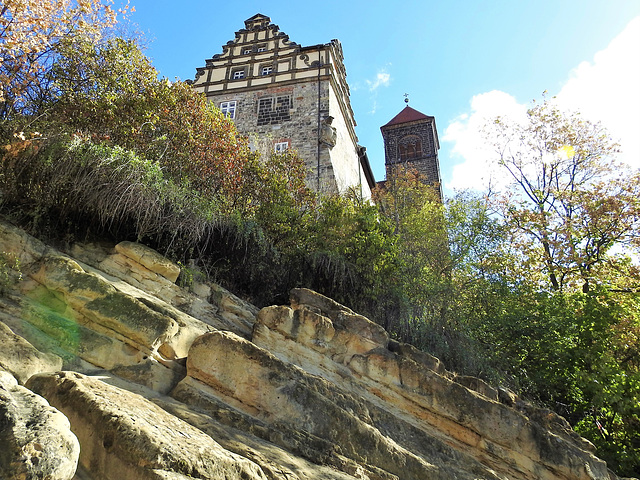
top-left (363, 67), bottom-right (391, 115)
top-left (443, 90), bottom-right (527, 191)
top-left (444, 16), bottom-right (640, 192)
top-left (555, 16), bottom-right (640, 169)
top-left (366, 70), bottom-right (391, 92)
top-left (369, 99), bottom-right (378, 115)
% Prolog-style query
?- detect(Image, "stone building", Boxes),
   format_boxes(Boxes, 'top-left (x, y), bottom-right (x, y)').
top-left (380, 103), bottom-right (442, 200)
top-left (191, 14), bottom-right (375, 199)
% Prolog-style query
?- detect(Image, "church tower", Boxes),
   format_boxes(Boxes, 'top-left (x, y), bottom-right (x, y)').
top-left (380, 103), bottom-right (441, 199)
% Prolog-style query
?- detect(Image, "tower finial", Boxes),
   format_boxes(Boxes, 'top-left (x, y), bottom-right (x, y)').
top-left (404, 93), bottom-right (409, 104)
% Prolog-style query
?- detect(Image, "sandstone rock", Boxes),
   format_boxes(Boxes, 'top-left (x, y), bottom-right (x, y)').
top-left (453, 375), bottom-right (499, 401)
top-left (71, 238), bottom-right (190, 314)
top-left (209, 283), bottom-right (259, 335)
top-left (252, 314), bottom-right (354, 384)
top-left (178, 330), bottom-right (492, 480)
top-left (190, 280), bottom-right (211, 299)
top-left (388, 339), bottom-right (446, 375)
top-left (0, 220), bottom-right (48, 268)
top-left (30, 254), bottom-right (179, 355)
top-left (0, 319), bottom-right (62, 384)
top-left (290, 287), bottom-right (356, 317)
top-left (3, 248), bottom-right (200, 394)
top-left (110, 357), bottom-right (186, 395)
top-left (290, 288), bottom-right (389, 350)
top-left (348, 346), bottom-right (400, 386)
top-left (0, 300), bottom-right (97, 374)
top-left (15, 294), bottom-right (150, 370)
top-left (98, 252), bottom-right (188, 307)
top-left (0, 220), bottom-right (223, 393)
top-left (256, 294), bottom-right (388, 368)
top-left (516, 402), bottom-right (598, 455)
top-left (115, 241), bottom-right (180, 283)
top-left (0, 220), bottom-right (622, 480)
top-left (360, 349), bottom-right (609, 480)
top-left (27, 371), bottom-right (269, 480)
top-left (498, 385), bottom-right (519, 406)
top-left (69, 241), bottom-right (112, 267)
top-left (74, 261), bottom-right (216, 361)
top-left (130, 292), bottom-right (212, 360)
top-left (3, 291), bottom-right (185, 395)
top-left (85, 241), bottom-right (254, 338)
top-left (253, 295), bottom-right (611, 480)
top-left (155, 386), bottom-right (381, 480)
top-left (1, 370), bottom-right (79, 480)
top-left (69, 234), bottom-right (257, 341)
top-left (256, 305), bottom-right (335, 353)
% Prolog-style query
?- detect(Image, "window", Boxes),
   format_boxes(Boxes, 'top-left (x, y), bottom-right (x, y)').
top-left (257, 45), bottom-right (267, 52)
top-left (274, 142), bottom-right (289, 153)
top-left (242, 48), bottom-right (252, 55)
top-left (220, 101), bottom-right (237, 119)
top-left (398, 136), bottom-right (423, 161)
top-left (232, 69), bottom-right (245, 80)
top-left (257, 95), bottom-right (292, 125)
top-left (261, 65), bottom-right (273, 76)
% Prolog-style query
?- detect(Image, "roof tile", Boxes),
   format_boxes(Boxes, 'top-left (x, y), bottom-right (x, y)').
top-left (382, 106), bottom-right (431, 127)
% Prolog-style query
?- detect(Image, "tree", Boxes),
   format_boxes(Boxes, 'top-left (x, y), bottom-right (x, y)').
top-left (469, 285), bottom-right (640, 476)
top-left (5, 33), bottom-right (255, 201)
top-left (488, 99), bottom-right (640, 293)
top-left (373, 168), bottom-right (447, 333)
top-left (482, 99), bottom-right (640, 473)
top-left (373, 167), bottom-right (510, 350)
top-left (0, 0), bottom-right (130, 116)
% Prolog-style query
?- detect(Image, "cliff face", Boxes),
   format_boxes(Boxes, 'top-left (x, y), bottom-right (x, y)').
top-left (0, 219), bottom-right (622, 480)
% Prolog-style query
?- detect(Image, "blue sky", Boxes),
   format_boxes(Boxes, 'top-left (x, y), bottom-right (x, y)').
top-left (116, 0), bottom-right (640, 197)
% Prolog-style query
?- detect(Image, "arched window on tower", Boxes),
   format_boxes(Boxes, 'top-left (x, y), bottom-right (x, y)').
top-left (398, 136), bottom-right (422, 161)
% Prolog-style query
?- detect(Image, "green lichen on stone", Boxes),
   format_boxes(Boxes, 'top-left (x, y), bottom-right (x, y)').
top-left (84, 293), bottom-right (176, 347)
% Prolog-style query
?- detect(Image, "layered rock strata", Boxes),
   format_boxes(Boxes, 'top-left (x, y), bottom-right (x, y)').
top-left (0, 219), bottom-right (627, 480)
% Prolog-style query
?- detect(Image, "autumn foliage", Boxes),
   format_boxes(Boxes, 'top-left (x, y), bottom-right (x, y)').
top-left (489, 100), bottom-right (640, 293)
top-left (0, 0), bottom-right (130, 113)
top-left (1, 3), bottom-right (639, 475)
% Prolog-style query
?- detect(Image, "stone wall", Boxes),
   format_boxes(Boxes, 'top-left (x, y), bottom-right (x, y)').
top-left (328, 81), bottom-right (369, 197)
top-left (207, 80), bottom-right (341, 195)
top-left (382, 119), bottom-right (441, 187)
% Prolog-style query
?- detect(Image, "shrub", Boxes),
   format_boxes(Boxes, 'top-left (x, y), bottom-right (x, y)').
top-left (0, 136), bottom-right (219, 244)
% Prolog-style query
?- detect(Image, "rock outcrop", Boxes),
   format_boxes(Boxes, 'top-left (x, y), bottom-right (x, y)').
top-left (26, 371), bottom-right (269, 480)
top-left (0, 219), bottom-right (629, 480)
top-left (0, 370), bottom-right (79, 480)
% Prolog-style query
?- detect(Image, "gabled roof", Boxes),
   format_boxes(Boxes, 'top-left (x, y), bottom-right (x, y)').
top-left (382, 105), bottom-right (432, 128)
top-left (244, 14), bottom-right (271, 29)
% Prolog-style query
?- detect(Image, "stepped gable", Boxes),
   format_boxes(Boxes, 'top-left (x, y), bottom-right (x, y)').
top-left (190, 14), bottom-right (375, 199)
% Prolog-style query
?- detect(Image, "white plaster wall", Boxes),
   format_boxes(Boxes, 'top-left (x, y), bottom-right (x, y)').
top-left (328, 85), bottom-right (372, 200)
